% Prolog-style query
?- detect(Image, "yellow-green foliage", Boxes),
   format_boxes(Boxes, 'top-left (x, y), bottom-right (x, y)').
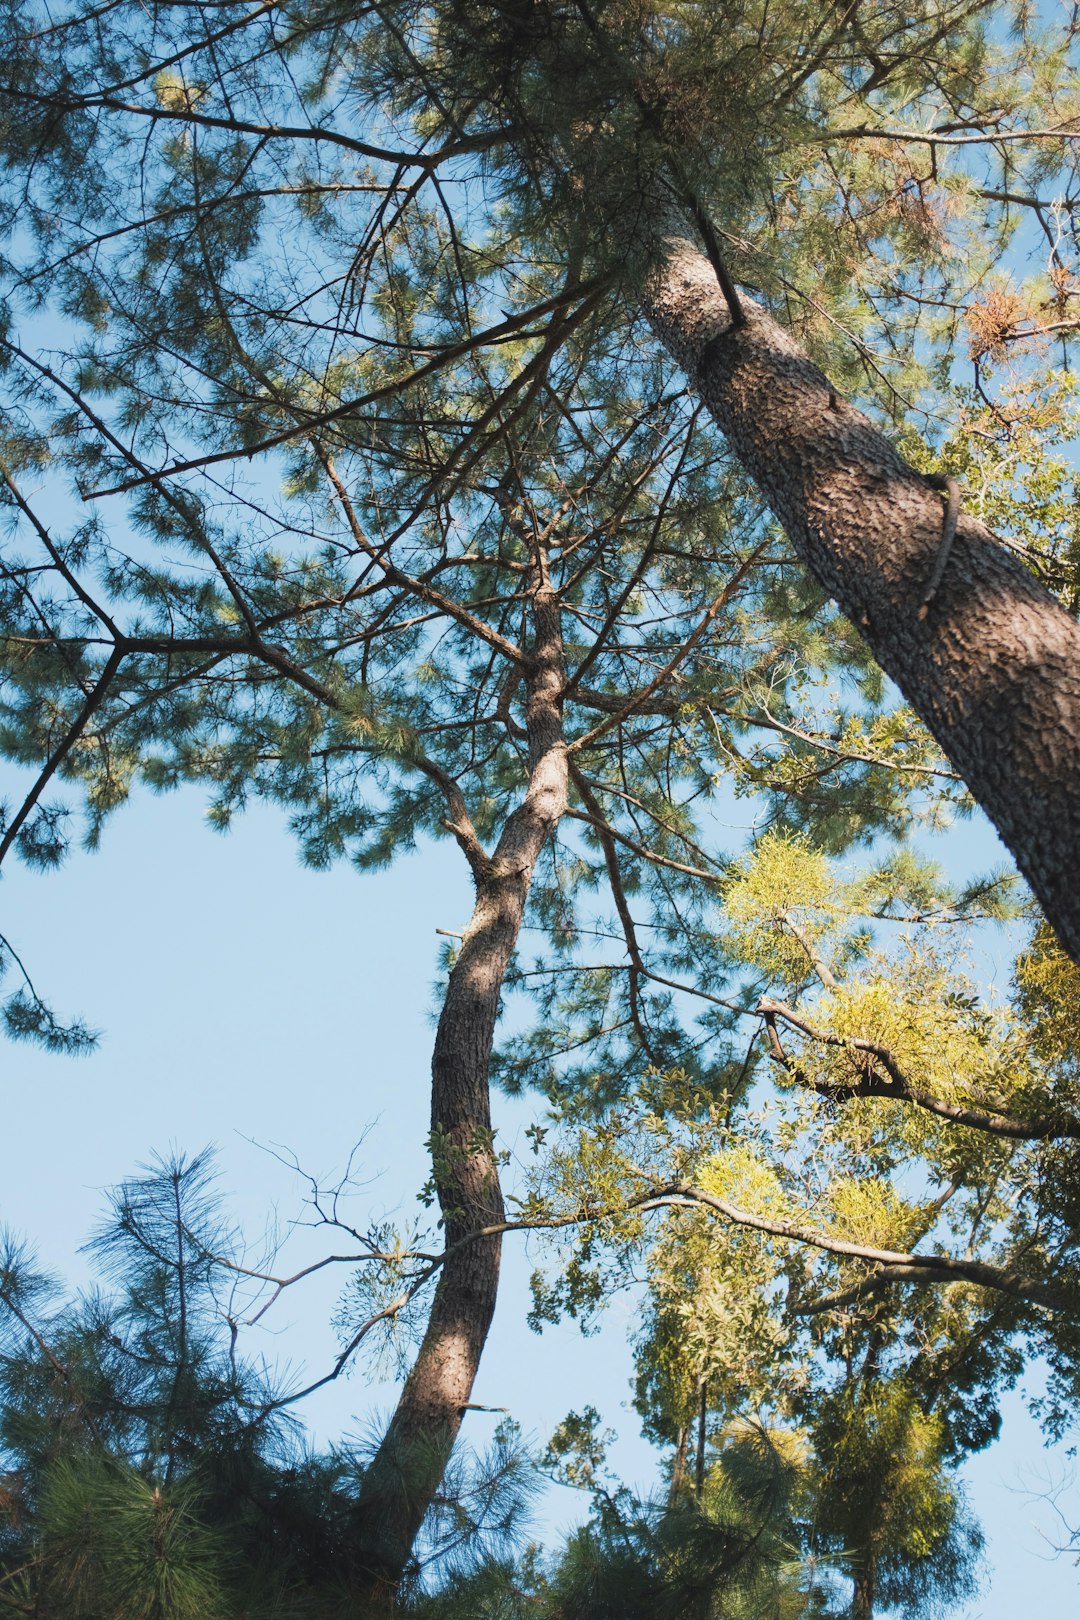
top-left (814, 951), bottom-right (1024, 1114)
top-left (722, 832), bottom-right (835, 985)
top-left (152, 71), bottom-right (207, 112)
top-left (644, 1199), bottom-right (794, 1418)
top-left (825, 1175), bottom-right (926, 1252)
top-left (1014, 921), bottom-right (1080, 1077)
top-left (900, 368), bottom-right (1080, 613)
top-left (697, 1142), bottom-right (787, 1217)
top-left (526, 843), bottom-right (1073, 1523)
top-left (814, 1383), bottom-right (963, 1569)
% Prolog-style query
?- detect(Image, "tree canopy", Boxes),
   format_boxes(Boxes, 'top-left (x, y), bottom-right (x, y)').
top-left (2, 0), bottom-right (1080, 1614)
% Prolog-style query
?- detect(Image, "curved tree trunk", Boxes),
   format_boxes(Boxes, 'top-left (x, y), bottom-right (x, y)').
top-left (351, 585), bottom-right (567, 1607)
top-left (643, 226), bottom-right (1080, 964)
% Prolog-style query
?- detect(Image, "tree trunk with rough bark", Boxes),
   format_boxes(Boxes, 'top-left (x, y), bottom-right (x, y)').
top-left (642, 226), bottom-right (1080, 965)
top-left (350, 585), bottom-right (567, 1608)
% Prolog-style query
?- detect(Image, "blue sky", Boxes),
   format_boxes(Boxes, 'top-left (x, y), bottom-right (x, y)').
top-left (0, 767), bottom-right (1077, 1616)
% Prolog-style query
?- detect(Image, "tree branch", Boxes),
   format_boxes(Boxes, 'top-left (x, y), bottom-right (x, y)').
top-left (0, 647), bottom-right (124, 870)
top-left (84, 281), bottom-right (608, 498)
top-left (651, 1180), bottom-right (1067, 1313)
top-left (757, 996), bottom-right (1080, 1140)
top-left (569, 537), bottom-right (770, 753)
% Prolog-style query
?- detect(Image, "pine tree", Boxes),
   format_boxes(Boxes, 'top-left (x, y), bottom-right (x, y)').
top-left (2, 0), bottom-right (1080, 1603)
top-left (0, 1153), bottom-right (356, 1615)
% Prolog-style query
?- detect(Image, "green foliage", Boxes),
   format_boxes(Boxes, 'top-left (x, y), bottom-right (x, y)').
top-left (1014, 920), bottom-right (1080, 1079)
top-left (812, 1381), bottom-right (982, 1619)
top-left (0, 1), bottom-right (1079, 1614)
top-left (529, 1416), bottom-right (816, 1620)
top-left (0, 1156), bottom-right (543, 1618)
top-left (36, 1460), bottom-right (228, 1620)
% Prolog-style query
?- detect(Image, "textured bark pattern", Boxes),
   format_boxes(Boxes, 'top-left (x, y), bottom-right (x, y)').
top-left (643, 230), bottom-right (1080, 965)
top-left (352, 588), bottom-right (567, 1604)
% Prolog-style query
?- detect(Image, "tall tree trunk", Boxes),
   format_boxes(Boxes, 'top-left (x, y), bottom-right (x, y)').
top-left (668, 1423), bottom-right (690, 1505)
top-left (694, 1380), bottom-right (708, 1498)
top-left (642, 225), bottom-right (1080, 964)
top-left (851, 1549), bottom-right (877, 1620)
top-left (351, 585), bottom-right (567, 1607)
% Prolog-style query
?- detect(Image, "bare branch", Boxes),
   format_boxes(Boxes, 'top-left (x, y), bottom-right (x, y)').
top-left (821, 122), bottom-right (1080, 148)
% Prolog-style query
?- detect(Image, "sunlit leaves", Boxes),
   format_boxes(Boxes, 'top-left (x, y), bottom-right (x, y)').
top-left (899, 368), bottom-right (1080, 612)
top-left (1014, 920), bottom-right (1080, 1081)
top-left (721, 832), bottom-right (834, 987)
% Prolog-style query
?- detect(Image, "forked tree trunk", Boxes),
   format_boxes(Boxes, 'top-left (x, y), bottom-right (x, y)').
top-left (643, 226), bottom-right (1080, 964)
top-left (351, 586), bottom-right (567, 1608)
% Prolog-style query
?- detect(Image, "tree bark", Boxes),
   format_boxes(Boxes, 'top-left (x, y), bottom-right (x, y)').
top-left (851, 1549), bottom-right (877, 1620)
top-left (350, 585), bottom-right (567, 1607)
top-left (668, 1423), bottom-right (690, 1504)
top-left (642, 226), bottom-right (1080, 965)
